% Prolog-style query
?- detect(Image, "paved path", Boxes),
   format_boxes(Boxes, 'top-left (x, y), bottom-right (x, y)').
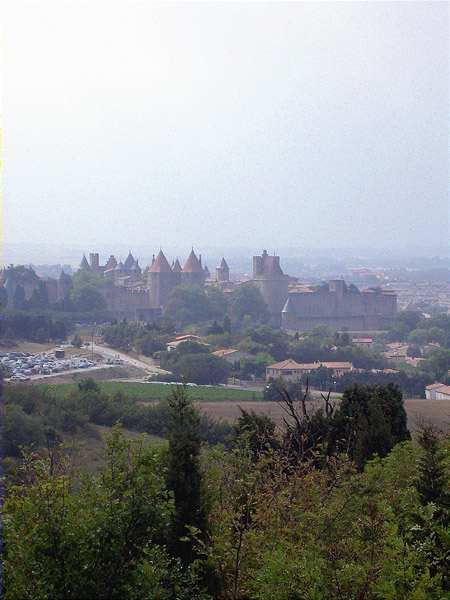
top-left (91, 344), bottom-right (167, 375)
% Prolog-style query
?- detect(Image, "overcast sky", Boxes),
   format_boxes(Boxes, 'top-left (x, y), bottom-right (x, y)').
top-left (2, 1), bottom-right (449, 254)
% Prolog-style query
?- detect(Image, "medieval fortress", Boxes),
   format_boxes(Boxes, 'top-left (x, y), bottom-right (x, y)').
top-left (2, 249), bottom-right (397, 331)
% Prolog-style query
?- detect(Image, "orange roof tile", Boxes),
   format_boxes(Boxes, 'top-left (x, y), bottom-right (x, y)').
top-left (267, 359), bottom-right (308, 370)
top-left (321, 361), bottom-right (353, 369)
top-left (213, 348), bottom-right (239, 358)
top-left (182, 249), bottom-right (204, 273)
top-left (434, 385), bottom-right (450, 396)
top-left (267, 360), bottom-right (353, 371)
top-left (148, 250), bottom-right (172, 273)
top-left (426, 383), bottom-right (446, 390)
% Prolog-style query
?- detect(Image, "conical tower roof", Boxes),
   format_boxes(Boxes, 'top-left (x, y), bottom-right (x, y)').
top-left (124, 251), bottom-right (135, 270)
top-left (80, 254), bottom-right (90, 270)
top-left (220, 257), bottom-right (229, 269)
top-left (149, 250), bottom-right (173, 273)
top-left (173, 258), bottom-right (182, 273)
top-left (182, 249), bottom-right (203, 273)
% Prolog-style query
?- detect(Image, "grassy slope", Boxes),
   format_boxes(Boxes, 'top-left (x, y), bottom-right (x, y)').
top-left (36, 381), bottom-right (264, 402)
top-left (63, 424), bottom-right (166, 473)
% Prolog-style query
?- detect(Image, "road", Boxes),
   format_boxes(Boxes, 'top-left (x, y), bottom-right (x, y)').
top-left (91, 344), bottom-right (167, 376)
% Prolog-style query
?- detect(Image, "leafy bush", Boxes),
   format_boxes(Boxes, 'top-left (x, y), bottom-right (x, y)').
top-left (3, 404), bottom-right (46, 457)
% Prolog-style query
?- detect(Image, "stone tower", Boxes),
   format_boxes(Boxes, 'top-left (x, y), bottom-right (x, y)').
top-left (57, 270), bottom-right (73, 302)
top-left (89, 253), bottom-right (100, 271)
top-left (181, 249), bottom-right (205, 287)
top-left (216, 257), bottom-right (230, 282)
top-left (252, 250), bottom-right (289, 326)
top-left (148, 250), bottom-right (177, 308)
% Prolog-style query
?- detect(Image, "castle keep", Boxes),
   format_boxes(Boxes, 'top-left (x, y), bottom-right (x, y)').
top-left (251, 250), bottom-right (289, 326)
top-left (1, 249), bottom-right (397, 331)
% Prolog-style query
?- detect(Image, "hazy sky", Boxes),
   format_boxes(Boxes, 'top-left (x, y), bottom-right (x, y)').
top-left (2, 1), bottom-right (449, 253)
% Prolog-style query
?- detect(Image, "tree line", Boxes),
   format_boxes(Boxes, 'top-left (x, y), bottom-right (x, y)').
top-left (3, 380), bottom-right (232, 460)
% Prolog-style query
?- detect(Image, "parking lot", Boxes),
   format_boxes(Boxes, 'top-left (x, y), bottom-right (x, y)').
top-left (2, 349), bottom-right (99, 382)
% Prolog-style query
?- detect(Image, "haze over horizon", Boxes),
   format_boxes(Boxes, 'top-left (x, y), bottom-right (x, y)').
top-left (3, 1), bottom-right (449, 254)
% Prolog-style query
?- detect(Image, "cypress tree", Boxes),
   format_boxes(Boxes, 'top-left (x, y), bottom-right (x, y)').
top-left (416, 426), bottom-right (449, 515)
top-left (331, 383), bottom-right (410, 469)
top-left (166, 386), bottom-right (206, 564)
top-left (415, 426), bottom-right (450, 590)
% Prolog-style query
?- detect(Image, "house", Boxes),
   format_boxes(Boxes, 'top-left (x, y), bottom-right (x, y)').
top-left (167, 334), bottom-right (206, 351)
top-left (319, 362), bottom-right (354, 377)
top-left (425, 383), bottom-right (450, 400)
top-left (352, 337), bottom-right (374, 346)
top-left (404, 357), bottom-right (425, 368)
top-left (266, 359), bottom-right (309, 382)
top-left (383, 342), bottom-right (409, 363)
top-left (266, 359), bottom-right (353, 382)
top-left (212, 348), bottom-right (249, 365)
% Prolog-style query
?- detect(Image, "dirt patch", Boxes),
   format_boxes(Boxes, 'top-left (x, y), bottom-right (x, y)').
top-left (196, 399), bottom-right (450, 433)
top-left (404, 399), bottom-right (450, 432)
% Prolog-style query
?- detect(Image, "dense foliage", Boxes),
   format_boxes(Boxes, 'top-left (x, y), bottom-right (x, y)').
top-left (160, 342), bottom-right (231, 385)
top-left (300, 366), bottom-right (434, 397)
top-left (0, 310), bottom-right (69, 343)
top-left (3, 381), bottom-right (449, 599)
top-left (102, 319), bottom-right (175, 354)
top-left (3, 429), bottom-right (207, 599)
top-left (2, 381), bottom-right (232, 459)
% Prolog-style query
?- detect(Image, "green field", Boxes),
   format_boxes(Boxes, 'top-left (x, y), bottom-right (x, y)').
top-left (35, 381), bottom-right (264, 402)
